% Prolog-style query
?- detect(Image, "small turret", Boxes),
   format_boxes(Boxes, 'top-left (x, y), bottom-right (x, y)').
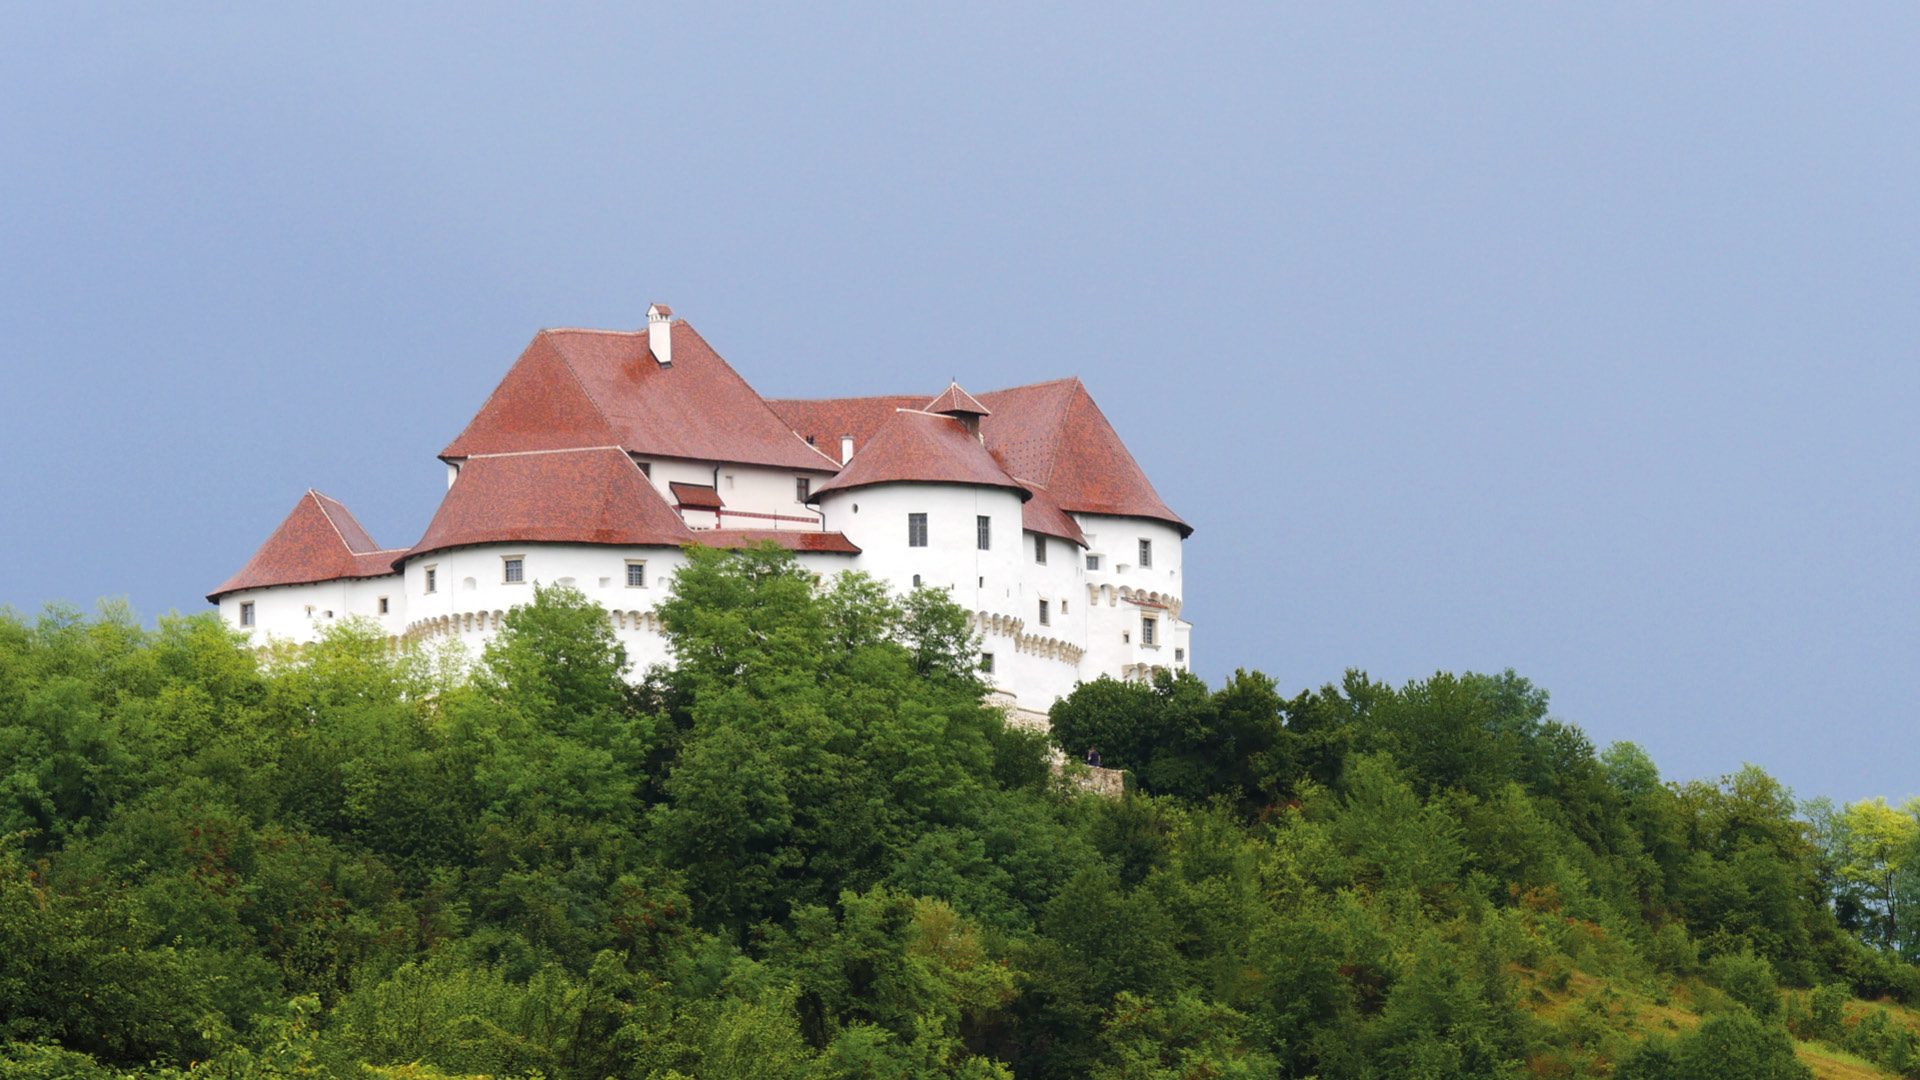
top-left (925, 381), bottom-right (990, 440)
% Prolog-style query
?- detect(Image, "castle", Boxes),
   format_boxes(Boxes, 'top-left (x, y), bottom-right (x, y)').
top-left (209, 305), bottom-right (1191, 723)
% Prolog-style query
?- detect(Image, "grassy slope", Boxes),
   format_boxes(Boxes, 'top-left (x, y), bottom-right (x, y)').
top-left (1516, 968), bottom-right (1920, 1078)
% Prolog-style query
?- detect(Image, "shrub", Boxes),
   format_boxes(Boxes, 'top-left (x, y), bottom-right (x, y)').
top-left (1707, 950), bottom-right (1780, 1019)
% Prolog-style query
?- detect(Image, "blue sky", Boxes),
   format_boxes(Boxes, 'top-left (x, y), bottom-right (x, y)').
top-left (2, 5), bottom-right (1914, 802)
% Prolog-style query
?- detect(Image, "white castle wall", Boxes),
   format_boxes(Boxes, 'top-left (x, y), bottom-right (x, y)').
top-left (637, 456), bottom-right (829, 532)
top-left (219, 573), bottom-right (407, 646)
top-left (219, 487), bottom-right (1190, 721)
top-left (1075, 515), bottom-right (1191, 682)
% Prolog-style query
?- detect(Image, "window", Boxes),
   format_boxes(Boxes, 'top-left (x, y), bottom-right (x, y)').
top-left (976, 515), bottom-right (991, 550)
top-left (637, 461), bottom-right (651, 477)
top-left (1034, 535), bottom-right (1047, 564)
top-left (377, 597), bottom-right (389, 615)
top-left (1138, 538), bottom-right (1153, 568)
top-left (239, 601), bottom-right (255, 627)
top-left (1175, 647), bottom-right (1186, 663)
top-left (1141, 615), bottom-right (1158, 647)
top-left (1039, 599), bottom-right (1050, 626)
top-left (908, 513), bottom-right (928, 547)
top-left (626, 560), bottom-right (647, 588)
top-left (424, 567), bottom-right (437, 594)
top-left (1061, 599), bottom-right (1069, 614)
top-left (503, 556), bottom-right (525, 584)
top-left (912, 574), bottom-right (922, 588)
top-left (1086, 554), bottom-right (1101, 571)
top-left (796, 477), bottom-right (810, 502)
top-left (979, 652), bottom-right (994, 674)
top-left (725, 474), bottom-right (735, 489)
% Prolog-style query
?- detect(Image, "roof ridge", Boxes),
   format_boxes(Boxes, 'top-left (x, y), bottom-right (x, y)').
top-left (982, 375), bottom-right (1081, 395)
top-left (464, 444), bottom-right (629, 460)
top-left (539, 330), bottom-right (624, 448)
top-left (308, 490), bottom-right (370, 555)
top-left (768, 391), bottom-right (923, 404)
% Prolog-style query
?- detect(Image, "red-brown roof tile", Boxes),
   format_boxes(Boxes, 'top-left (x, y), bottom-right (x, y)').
top-left (209, 491), bottom-right (401, 600)
top-left (926, 382), bottom-right (990, 417)
top-left (693, 529), bottom-right (862, 555)
top-left (773, 378), bottom-right (1189, 535)
top-left (402, 448), bottom-right (695, 563)
top-left (982, 378), bottom-right (1188, 535)
top-left (1020, 483), bottom-right (1088, 546)
top-left (441, 323), bottom-right (840, 472)
top-left (810, 410), bottom-right (1028, 500)
top-left (668, 482), bottom-right (724, 510)
top-left (767, 394), bottom-right (923, 461)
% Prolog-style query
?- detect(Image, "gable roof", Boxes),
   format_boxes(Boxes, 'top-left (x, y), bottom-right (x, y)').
top-left (926, 382), bottom-right (990, 417)
top-left (810, 410), bottom-right (1028, 500)
top-left (441, 322), bottom-right (840, 472)
top-left (772, 378), bottom-right (1188, 535)
top-left (209, 491), bottom-right (401, 600)
top-left (402, 447), bottom-right (695, 563)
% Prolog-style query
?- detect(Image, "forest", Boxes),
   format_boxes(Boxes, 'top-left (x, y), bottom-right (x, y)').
top-left (3, 545), bottom-right (1920, 1078)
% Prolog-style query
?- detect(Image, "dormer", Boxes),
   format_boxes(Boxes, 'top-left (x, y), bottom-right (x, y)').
top-left (925, 381), bottom-right (991, 440)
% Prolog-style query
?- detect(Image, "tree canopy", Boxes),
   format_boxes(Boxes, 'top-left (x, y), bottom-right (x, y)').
top-left (1, 550), bottom-right (1915, 1077)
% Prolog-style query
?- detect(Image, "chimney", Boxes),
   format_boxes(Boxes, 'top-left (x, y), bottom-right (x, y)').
top-left (647, 303), bottom-right (673, 366)
top-left (840, 434), bottom-right (855, 464)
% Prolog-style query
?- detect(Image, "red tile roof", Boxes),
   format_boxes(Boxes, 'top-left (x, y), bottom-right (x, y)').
top-left (810, 410), bottom-right (1028, 500)
top-left (773, 378), bottom-right (1188, 535)
top-left (440, 323), bottom-right (840, 472)
top-left (668, 482), bottom-right (724, 510)
top-left (926, 382), bottom-right (990, 416)
top-left (209, 491), bottom-right (402, 600)
top-left (693, 529), bottom-right (862, 555)
top-left (765, 394), bottom-right (922, 460)
top-left (402, 447), bottom-right (695, 563)
top-left (1020, 483), bottom-right (1088, 546)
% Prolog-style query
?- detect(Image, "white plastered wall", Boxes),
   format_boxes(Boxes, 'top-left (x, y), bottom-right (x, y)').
top-left (1074, 514), bottom-right (1190, 683)
top-left (634, 456), bottom-right (830, 533)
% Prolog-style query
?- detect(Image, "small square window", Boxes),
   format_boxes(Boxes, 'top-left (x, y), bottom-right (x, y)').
top-left (637, 461), bottom-right (651, 477)
top-left (239, 601), bottom-right (255, 627)
top-left (1138, 538), bottom-right (1153, 568)
top-left (503, 556), bottom-right (525, 584)
top-left (1039, 599), bottom-right (1050, 626)
top-left (980, 652), bottom-right (994, 674)
top-left (425, 566), bottom-right (437, 594)
top-left (908, 513), bottom-right (928, 547)
top-left (1086, 554), bottom-right (1101, 571)
top-left (977, 515), bottom-right (991, 550)
top-left (796, 477), bottom-right (810, 502)
top-left (626, 560), bottom-right (647, 588)
top-left (1035, 536), bottom-right (1047, 564)
top-left (377, 597), bottom-right (389, 615)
